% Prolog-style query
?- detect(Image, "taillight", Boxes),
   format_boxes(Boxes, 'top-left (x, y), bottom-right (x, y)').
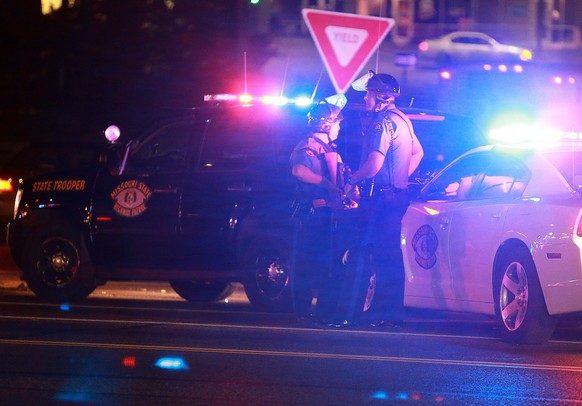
top-left (0, 178), bottom-right (13, 192)
top-left (577, 209), bottom-right (582, 237)
top-left (418, 41), bottom-right (429, 52)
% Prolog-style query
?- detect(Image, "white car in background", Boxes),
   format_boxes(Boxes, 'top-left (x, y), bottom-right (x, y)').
top-left (418, 31), bottom-right (533, 66)
top-left (401, 132), bottom-right (582, 343)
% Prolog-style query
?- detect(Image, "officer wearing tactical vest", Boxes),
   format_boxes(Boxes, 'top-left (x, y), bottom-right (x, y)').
top-left (344, 71), bottom-right (424, 328)
top-left (289, 95), bottom-right (347, 324)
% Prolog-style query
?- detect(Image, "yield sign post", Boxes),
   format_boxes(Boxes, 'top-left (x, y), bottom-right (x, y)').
top-left (302, 9), bottom-right (395, 94)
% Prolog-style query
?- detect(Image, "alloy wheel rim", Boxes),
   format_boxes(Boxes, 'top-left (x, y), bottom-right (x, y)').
top-left (500, 261), bottom-right (528, 331)
top-left (255, 255), bottom-right (288, 296)
top-left (36, 237), bottom-right (79, 287)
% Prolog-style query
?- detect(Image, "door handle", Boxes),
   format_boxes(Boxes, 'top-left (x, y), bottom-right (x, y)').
top-left (154, 185), bottom-right (178, 193)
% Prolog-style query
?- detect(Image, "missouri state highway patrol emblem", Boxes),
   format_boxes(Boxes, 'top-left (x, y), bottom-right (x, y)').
top-left (411, 224), bottom-right (439, 269)
top-left (111, 180), bottom-right (152, 217)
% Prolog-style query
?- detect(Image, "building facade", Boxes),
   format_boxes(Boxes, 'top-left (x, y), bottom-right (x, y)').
top-left (262, 0), bottom-right (582, 49)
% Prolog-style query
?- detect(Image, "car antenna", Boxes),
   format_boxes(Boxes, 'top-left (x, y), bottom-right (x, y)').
top-left (310, 66), bottom-right (325, 102)
top-left (279, 55), bottom-right (290, 97)
top-left (243, 51), bottom-right (248, 94)
top-left (373, 0), bottom-right (388, 73)
top-left (409, 96), bottom-right (415, 107)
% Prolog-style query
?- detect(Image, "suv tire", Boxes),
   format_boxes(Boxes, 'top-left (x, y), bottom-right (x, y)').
top-left (22, 225), bottom-right (96, 301)
top-left (242, 240), bottom-right (291, 312)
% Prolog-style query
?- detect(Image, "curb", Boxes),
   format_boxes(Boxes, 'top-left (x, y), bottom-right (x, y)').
top-left (0, 270), bottom-right (249, 303)
top-left (0, 269), bottom-right (25, 290)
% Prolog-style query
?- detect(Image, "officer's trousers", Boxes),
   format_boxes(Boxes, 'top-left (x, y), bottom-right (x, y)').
top-left (291, 207), bottom-right (335, 320)
top-left (336, 190), bottom-right (410, 324)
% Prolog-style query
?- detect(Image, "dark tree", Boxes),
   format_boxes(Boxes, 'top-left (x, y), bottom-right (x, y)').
top-left (1, 0), bottom-right (275, 144)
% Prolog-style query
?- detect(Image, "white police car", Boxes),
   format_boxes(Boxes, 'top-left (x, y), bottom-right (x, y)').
top-left (417, 31), bottom-right (533, 66)
top-left (402, 127), bottom-right (582, 343)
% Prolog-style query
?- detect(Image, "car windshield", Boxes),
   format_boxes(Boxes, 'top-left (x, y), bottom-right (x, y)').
top-left (541, 149), bottom-right (582, 191)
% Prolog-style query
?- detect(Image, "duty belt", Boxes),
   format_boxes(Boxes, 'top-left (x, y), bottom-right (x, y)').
top-left (377, 185), bottom-right (406, 193)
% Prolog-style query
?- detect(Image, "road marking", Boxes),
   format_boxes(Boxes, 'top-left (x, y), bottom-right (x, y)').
top-left (0, 300), bottom-right (254, 315)
top-left (0, 314), bottom-right (498, 341)
top-left (0, 337), bottom-right (581, 373)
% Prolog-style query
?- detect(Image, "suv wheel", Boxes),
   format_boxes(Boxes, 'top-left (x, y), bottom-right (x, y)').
top-left (22, 226), bottom-right (96, 301)
top-left (169, 281), bottom-right (235, 303)
top-left (242, 241), bottom-right (291, 312)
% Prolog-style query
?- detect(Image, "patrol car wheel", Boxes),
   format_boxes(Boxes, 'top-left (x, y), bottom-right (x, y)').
top-left (22, 228), bottom-right (96, 301)
top-left (242, 241), bottom-right (291, 312)
top-left (169, 281), bottom-right (235, 303)
top-left (494, 248), bottom-right (557, 344)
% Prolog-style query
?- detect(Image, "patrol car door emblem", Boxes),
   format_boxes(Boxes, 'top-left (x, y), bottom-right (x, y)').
top-left (411, 225), bottom-right (439, 269)
top-left (111, 180), bottom-right (152, 217)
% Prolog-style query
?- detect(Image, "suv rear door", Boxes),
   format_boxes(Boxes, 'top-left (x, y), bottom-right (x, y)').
top-left (179, 106), bottom-right (300, 271)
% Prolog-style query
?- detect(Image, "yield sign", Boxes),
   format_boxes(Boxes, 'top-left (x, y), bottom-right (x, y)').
top-left (302, 9), bottom-right (395, 94)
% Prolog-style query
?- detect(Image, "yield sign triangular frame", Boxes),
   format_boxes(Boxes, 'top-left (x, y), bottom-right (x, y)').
top-left (302, 9), bottom-right (395, 94)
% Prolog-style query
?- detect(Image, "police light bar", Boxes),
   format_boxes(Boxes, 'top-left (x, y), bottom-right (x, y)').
top-left (204, 93), bottom-right (240, 102)
top-left (406, 113), bottom-right (445, 121)
top-left (204, 93), bottom-right (313, 107)
top-left (261, 95), bottom-right (288, 105)
top-left (488, 125), bottom-right (582, 146)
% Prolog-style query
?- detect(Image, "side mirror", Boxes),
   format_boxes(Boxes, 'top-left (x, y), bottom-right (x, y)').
top-left (407, 182), bottom-right (423, 200)
top-left (98, 144), bottom-right (123, 175)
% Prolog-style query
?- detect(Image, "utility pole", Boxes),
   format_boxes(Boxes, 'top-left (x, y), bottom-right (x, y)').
top-left (536, 0), bottom-right (546, 52)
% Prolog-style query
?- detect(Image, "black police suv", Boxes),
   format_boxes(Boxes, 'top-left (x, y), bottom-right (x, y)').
top-left (7, 95), bottom-right (484, 310)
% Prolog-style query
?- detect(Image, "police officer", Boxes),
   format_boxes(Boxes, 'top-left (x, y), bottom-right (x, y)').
top-left (290, 97), bottom-right (346, 324)
top-left (344, 72), bottom-right (424, 327)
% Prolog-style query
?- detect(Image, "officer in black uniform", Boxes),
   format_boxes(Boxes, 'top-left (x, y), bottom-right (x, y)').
top-left (290, 97), bottom-right (346, 324)
top-left (343, 72), bottom-right (424, 327)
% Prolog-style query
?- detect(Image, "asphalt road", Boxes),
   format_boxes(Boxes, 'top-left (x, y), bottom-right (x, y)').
top-left (2, 243), bottom-right (582, 404)
top-left (1, 285), bottom-right (582, 405)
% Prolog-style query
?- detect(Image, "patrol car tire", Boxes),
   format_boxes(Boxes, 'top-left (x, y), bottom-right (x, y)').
top-left (169, 281), bottom-right (235, 303)
top-left (242, 241), bottom-right (292, 312)
top-left (22, 227), bottom-right (96, 302)
top-left (494, 247), bottom-right (557, 344)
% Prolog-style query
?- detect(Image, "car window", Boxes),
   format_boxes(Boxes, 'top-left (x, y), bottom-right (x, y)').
top-left (452, 36), bottom-right (489, 46)
top-left (200, 115), bottom-right (273, 171)
top-left (423, 153), bottom-right (492, 201)
top-left (474, 156), bottom-right (530, 198)
top-left (541, 150), bottom-right (582, 191)
top-left (129, 120), bottom-right (194, 172)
